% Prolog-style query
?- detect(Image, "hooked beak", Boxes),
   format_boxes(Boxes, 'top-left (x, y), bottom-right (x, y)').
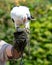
top-left (27, 16), bottom-right (36, 21)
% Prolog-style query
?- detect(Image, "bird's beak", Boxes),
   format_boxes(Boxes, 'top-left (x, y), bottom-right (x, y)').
top-left (31, 16), bottom-right (34, 20)
top-left (27, 16), bottom-right (36, 21)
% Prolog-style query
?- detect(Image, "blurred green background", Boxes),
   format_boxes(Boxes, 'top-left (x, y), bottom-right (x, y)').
top-left (0, 0), bottom-right (52, 65)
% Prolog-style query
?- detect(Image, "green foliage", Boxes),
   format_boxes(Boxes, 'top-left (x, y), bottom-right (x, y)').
top-left (0, 0), bottom-right (52, 65)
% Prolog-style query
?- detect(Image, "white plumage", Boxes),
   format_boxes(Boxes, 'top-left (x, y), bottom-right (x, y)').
top-left (11, 6), bottom-right (31, 31)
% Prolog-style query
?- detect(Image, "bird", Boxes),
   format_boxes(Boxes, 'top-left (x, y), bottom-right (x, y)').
top-left (11, 6), bottom-right (33, 63)
top-left (11, 6), bottom-right (33, 33)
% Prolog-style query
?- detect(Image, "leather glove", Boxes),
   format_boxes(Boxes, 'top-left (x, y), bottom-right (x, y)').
top-left (13, 28), bottom-right (28, 53)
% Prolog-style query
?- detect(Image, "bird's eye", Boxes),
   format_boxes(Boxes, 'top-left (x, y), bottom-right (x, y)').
top-left (27, 17), bottom-right (31, 20)
top-left (12, 19), bottom-right (14, 22)
top-left (26, 13), bottom-right (31, 20)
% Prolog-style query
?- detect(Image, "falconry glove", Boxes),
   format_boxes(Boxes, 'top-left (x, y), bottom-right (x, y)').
top-left (13, 28), bottom-right (28, 53)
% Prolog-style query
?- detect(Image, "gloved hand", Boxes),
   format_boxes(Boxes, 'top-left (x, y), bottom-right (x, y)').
top-left (13, 28), bottom-right (28, 53)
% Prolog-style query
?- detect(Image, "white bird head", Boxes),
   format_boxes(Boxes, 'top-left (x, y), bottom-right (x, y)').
top-left (11, 6), bottom-right (33, 32)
